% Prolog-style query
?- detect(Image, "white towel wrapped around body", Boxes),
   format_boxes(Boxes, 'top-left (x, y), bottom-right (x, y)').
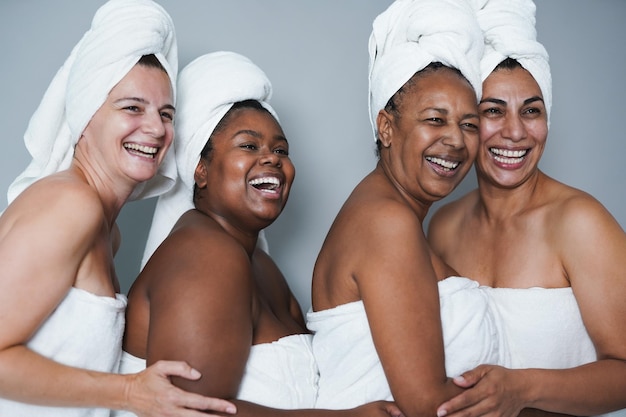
top-left (141, 51), bottom-right (274, 267)
top-left (307, 277), bottom-right (508, 409)
top-left (7, 0), bottom-right (178, 205)
top-left (367, 0), bottom-right (484, 139)
top-left (470, 0), bottom-right (552, 123)
top-left (0, 288), bottom-right (127, 417)
top-left (114, 334), bottom-right (318, 416)
top-left (485, 285), bottom-right (626, 417)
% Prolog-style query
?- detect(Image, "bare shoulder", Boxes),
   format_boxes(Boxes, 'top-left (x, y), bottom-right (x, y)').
top-left (1, 173), bottom-right (105, 245)
top-left (547, 179), bottom-right (623, 238)
top-left (427, 190), bottom-right (478, 246)
top-left (142, 211), bottom-right (253, 297)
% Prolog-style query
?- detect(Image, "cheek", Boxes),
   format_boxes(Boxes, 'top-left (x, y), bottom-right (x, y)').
top-left (465, 135), bottom-right (479, 160)
top-left (478, 120), bottom-right (499, 144)
top-left (284, 159), bottom-right (296, 184)
top-left (529, 124), bottom-right (548, 146)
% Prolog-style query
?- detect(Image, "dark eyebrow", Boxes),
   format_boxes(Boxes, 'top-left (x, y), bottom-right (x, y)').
top-left (480, 96), bottom-right (544, 107)
top-left (235, 129), bottom-right (289, 144)
top-left (479, 97), bottom-right (506, 106)
top-left (524, 96), bottom-right (544, 106)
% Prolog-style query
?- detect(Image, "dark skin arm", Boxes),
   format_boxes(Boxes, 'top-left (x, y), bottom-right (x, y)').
top-left (143, 223), bottom-right (403, 417)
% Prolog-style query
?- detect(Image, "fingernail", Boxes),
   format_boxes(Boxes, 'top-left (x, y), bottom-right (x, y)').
top-left (437, 409), bottom-right (447, 417)
top-left (190, 368), bottom-right (201, 378)
top-left (226, 406), bottom-right (237, 414)
top-left (454, 375), bottom-right (465, 382)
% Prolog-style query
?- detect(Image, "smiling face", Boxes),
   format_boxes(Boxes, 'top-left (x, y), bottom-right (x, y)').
top-left (194, 105), bottom-right (295, 231)
top-left (377, 66), bottom-right (479, 204)
top-left (476, 65), bottom-right (548, 189)
top-left (78, 62), bottom-right (175, 186)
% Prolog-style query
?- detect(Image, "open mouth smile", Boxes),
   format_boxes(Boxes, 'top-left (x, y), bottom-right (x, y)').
top-left (123, 142), bottom-right (158, 159)
top-left (249, 176), bottom-right (282, 194)
top-left (425, 156), bottom-right (460, 172)
top-left (490, 147), bottom-right (528, 165)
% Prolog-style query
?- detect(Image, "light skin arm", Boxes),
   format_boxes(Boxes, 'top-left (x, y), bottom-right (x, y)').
top-left (0, 184), bottom-right (235, 416)
top-left (436, 197), bottom-right (626, 417)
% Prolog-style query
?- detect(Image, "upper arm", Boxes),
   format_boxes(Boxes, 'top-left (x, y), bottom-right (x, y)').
top-left (144, 230), bottom-right (254, 398)
top-left (559, 196), bottom-right (626, 359)
top-left (354, 202), bottom-right (455, 411)
top-left (0, 182), bottom-right (102, 349)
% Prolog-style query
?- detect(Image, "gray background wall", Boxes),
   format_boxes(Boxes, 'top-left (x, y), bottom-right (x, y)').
top-left (1, 1), bottom-right (624, 313)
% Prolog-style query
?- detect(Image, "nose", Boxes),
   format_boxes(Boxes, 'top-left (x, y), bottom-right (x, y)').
top-left (259, 150), bottom-right (281, 167)
top-left (501, 113), bottom-right (527, 142)
top-left (441, 125), bottom-right (466, 149)
top-left (143, 110), bottom-right (166, 138)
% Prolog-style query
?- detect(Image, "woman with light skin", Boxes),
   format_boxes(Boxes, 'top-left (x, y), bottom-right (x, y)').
top-left (427, 4), bottom-right (626, 414)
top-left (117, 51), bottom-right (402, 417)
top-left (0, 1), bottom-right (235, 416)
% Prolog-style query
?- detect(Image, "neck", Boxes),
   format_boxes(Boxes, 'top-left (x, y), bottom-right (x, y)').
top-left (69, 162), bottom-right (132, 227)
top-left (476, 169), bottom-right (544, 221)
top-left (194, 207), bottom-right (260, 257)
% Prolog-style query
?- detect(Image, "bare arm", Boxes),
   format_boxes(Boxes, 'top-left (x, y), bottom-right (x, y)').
top-left (527, 196), bottom-right (626, 413)
top-left (0, 183), bottom-right (235, 416)
top-left (353, 201), bottom-right (463, 417)
top-left (0, 183), bottom-right (120, 407)
top-left (144, 225), bottom-right (401, 417)
top-left (437, 196), bottom-right (626, 417)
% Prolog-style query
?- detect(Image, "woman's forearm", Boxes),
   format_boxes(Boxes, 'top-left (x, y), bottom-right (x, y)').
top-left (523, 360), bottom-right (626, 415)
top-left (0, 344), bottom-right (128, 409)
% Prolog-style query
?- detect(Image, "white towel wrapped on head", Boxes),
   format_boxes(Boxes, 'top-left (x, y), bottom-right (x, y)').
top-left (7, 0), bottom-right (178, 205)
top-left (141, 51), bottom-right (275, 267)
top-left (471, 0), bottom-right (552, 123)
top-left (368, 0), bottom-right (484, 140)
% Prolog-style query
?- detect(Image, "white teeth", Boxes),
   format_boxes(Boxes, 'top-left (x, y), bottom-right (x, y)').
top-left (490, 148), bottom-right (526, 165)
top-left (124, 143), bottom-right (158, 156)
top-left (249, 177), bottom-right (281, 190)
top-left (425, 156), bottom-right (459, 171)
top-left (490, 148), bottom-right (527, 158)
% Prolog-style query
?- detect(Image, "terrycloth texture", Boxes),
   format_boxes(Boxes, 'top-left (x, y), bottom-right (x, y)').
top-left (486, 286), bottom-right (626, 417)
top-left (0, 288), bottom-right (127, 417)
top-left (113, 334), bottom-right (318, 416)
top-left (7, 0), bottom-right (178, 205)
top-left (368, 0), bottom-right (484, 139)
top-left (141, 51), bottom-right (274, 267)
top-left (307, 276), bottom-right (508, 408)
top-left (470, 0), bottom-right (552, 123)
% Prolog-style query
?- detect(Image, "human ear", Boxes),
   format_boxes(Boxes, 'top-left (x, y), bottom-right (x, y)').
top-left (376, 110), bottom-right (394, 148)
top-left (194, 159), bottom-right (208, 189)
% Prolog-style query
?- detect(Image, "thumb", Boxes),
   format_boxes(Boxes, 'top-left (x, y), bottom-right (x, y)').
top-left (452, 368), bottom-right (482, 388)
top-left (150, 360), bottom-right (202, 381)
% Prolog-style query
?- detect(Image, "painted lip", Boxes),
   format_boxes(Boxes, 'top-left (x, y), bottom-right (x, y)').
top-left (488, 146), bottom-right (530, 169)
top-left (425, 155), bottom-right (463, 178)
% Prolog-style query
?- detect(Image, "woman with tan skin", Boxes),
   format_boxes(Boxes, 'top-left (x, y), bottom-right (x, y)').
top-left (307, 1), bottom-right (497, 416)
top-left (117, 51), bottom-right (401, 417)
top-left (0, 1), bottom-right (235, 416)
top-left (427, 2), bottom-right (626, 415)
top-left (429, 0), bottom-right (626, 416)
top-left (428, 59), bottom-right (626, 417)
